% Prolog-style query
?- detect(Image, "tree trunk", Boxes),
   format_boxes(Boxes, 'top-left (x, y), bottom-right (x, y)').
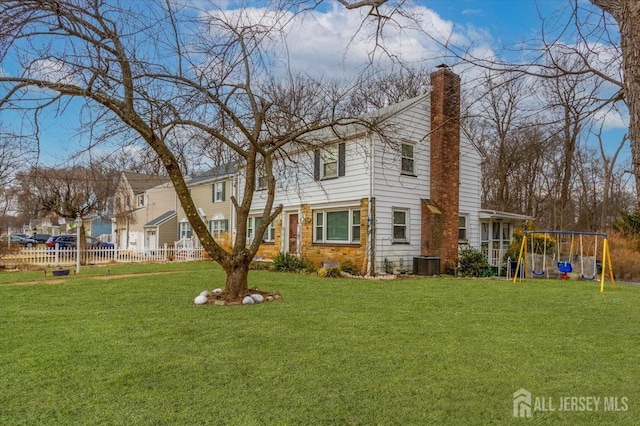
top-left (222, 258), bottom-right (250, 299)
top-left (591, 0), bottom-right (640, 205)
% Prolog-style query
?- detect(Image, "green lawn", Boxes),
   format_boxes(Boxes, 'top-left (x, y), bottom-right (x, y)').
top-left (1, 262), bottom-right (638, 425)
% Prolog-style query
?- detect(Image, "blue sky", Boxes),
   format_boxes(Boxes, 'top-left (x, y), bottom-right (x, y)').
top-left (2, 0), bottom-right (627, 166)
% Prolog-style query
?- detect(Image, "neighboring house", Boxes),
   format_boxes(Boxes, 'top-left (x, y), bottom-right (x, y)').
top-left (112, 172), bottom-right (172, 249)
top-left (242, 66), bottom-right (529, 274)
top-left (171, 164), bottom-right (236, 251)
top-left (113, 167), bottom-right (236, 250)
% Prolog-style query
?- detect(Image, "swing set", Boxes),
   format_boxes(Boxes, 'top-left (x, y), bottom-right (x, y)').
top-left (512, 230), bottom-right (615, 292)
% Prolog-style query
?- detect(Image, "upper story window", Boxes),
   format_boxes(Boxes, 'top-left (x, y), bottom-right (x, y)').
top-left (393, 209), bottom-right (409, 243)
top-left (212, 181), bottom-right (226, 203)
top-left (314, 142), bottom-right (346, 181)
top-left (314, 208), bottom-right (361, 244)
top-left (137, 194), bottom-right (145, 208)
top-left (401, 143), bottom-right (415, 176)
top-left (257, 167), bottom-right (268, 190)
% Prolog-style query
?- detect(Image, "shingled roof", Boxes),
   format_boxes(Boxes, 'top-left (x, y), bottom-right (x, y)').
top-left (122, 172), bottom-right (169, 194)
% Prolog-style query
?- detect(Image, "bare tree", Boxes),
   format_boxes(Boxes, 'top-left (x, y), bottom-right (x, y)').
top-left (16, 164), bottom-right (116, 258)
top-left (0, 0), bottom-right (395, 298)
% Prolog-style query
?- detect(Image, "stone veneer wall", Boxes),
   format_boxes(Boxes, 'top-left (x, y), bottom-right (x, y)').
top-left (255, 198), bottom-right (369, 274)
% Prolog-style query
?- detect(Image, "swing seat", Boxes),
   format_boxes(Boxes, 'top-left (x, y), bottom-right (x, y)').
top-left (557, 261), bottom-right (572, 280)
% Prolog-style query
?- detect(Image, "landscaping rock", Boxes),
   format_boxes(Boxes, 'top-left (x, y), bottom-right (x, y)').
top-left (212, 288), bottom-right (223, 295)
top-left (194, 295), bottom-right (208, 305)
top-left (199, 290), bottom-right (210, 297)
top-left (250, 293), bottom-right (264, 303)
top-left (242, 296), bottom-right (255, 305)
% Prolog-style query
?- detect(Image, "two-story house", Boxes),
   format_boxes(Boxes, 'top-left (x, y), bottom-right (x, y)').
top-left (112, 172), bottom-right (172, 249)
top-left (243, 66), bottom-right (529, 274)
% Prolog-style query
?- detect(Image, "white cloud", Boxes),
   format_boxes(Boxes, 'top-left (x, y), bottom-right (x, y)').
top-left (205, 3), bottom-right (478, 79)
top-left (594, 108), bottom-right (629, 131)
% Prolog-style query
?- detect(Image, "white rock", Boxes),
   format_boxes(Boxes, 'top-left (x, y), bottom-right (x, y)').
top-left (199, 290), bottom-right (210, 297)
top-left (212, 288), bottom-right (223, 295)
top-left (194, 295), bottom-right (208, 305)
top-left (250, 293), bottom-right (264, 303)
top-left (242, 296), bottom-right (255, 305)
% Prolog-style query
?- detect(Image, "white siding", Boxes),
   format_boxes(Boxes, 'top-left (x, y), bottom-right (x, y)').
top-left (372, 97), bottom-right (431, 268)
top-left (459, 134), bottom-right (482, 250)
top-left (248, 139), bottom-right (372, 214)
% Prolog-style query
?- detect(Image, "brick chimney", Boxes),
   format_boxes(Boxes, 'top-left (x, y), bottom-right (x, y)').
top-left (421, 65), bottom-right (460, 273)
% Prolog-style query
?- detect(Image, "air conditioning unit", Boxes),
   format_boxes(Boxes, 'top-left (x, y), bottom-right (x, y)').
top-left (413, 256), bottom-right (440, 276)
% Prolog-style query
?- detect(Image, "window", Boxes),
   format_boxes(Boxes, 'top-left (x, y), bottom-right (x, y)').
top-left (137, 194), bottom-right (145, 207)
top-left (314, 142), bottom-right (345, 180)
top-left (212, 182), bottom-right (226, 202)
top-left (393, 209), bottom-right (408, 243)
top-left (322, 146), bottom-right (338, 179)
top-left (401, 143), bottom-right (415, 175)
top-left (458, 215), bottom-right (467, 241)
top-left (314, 208), bottom-right (361, 244)
top-left (179, 221), bottom-right (192, 239)
top-left (209, 219), bottom-right (229, 239)
top-left (247, 217), bottom-right (275, 243)
top-left (257, 167), bottom-right (268, 190)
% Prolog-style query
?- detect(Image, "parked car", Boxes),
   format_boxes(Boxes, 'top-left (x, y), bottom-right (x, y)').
top-left (10, 235), bottom-right (38, 248)
top-left (31, 233), bottom-right (52, 244)
top-left (45, 235), bottom-right (115, 249)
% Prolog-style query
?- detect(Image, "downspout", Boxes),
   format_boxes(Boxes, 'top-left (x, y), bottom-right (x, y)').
top-left (230, 175), bottom-right (236, 246)
top-left (369, 132), bottom-right (376, 276)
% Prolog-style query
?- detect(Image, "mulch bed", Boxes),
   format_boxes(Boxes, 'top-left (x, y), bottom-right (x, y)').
top-left (207, 288), bottom-right (282, 306)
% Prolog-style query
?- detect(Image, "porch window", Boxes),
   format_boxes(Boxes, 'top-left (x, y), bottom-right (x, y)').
top-left (393, 209), bottom-right (408, 243)
top-left (209, 219), bottom-right (229, 239)
top-left (179, 221), bottom-right (192, 239)
top-left (401, 143), bottom-right (415, 175)
top-left (314, 208), bottom-right (360, 244)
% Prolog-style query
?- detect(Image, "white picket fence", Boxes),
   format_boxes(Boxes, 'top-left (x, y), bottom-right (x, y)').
top-left (2, 245), bottom-right (207, 267)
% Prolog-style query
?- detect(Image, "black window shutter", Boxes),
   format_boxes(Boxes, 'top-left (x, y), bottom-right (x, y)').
top-left (211, 184), bottom-right (215, 202)
top-left (314, 149), bottom-right (320, 181)
top-left (338, 142), bottom-right (346, 177)
top-left (221, 182), bottom-right (226, 201)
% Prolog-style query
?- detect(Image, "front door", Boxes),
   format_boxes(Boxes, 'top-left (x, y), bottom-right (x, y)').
top-left (146, 230), bottom-right (157, 250)
top-left (288, 214), bottom-right (298, 255)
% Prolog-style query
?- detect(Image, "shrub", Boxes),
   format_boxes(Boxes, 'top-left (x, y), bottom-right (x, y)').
top-left (457, 247), bottom-right (492, 277)
top-left (324, 266), bottom-right (343, 278)
top-left (272, 252), bottom-right (307, 272)
top-left (249, 261), bottom-right (273, 271)
top-left (339, 260), bottom-right (359, 276)
top-left (608, 232), bottom-right (640, 281)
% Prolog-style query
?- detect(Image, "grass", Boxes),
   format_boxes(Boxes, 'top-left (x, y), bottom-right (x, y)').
top-left (1, 262), bottom-right (639, 425)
